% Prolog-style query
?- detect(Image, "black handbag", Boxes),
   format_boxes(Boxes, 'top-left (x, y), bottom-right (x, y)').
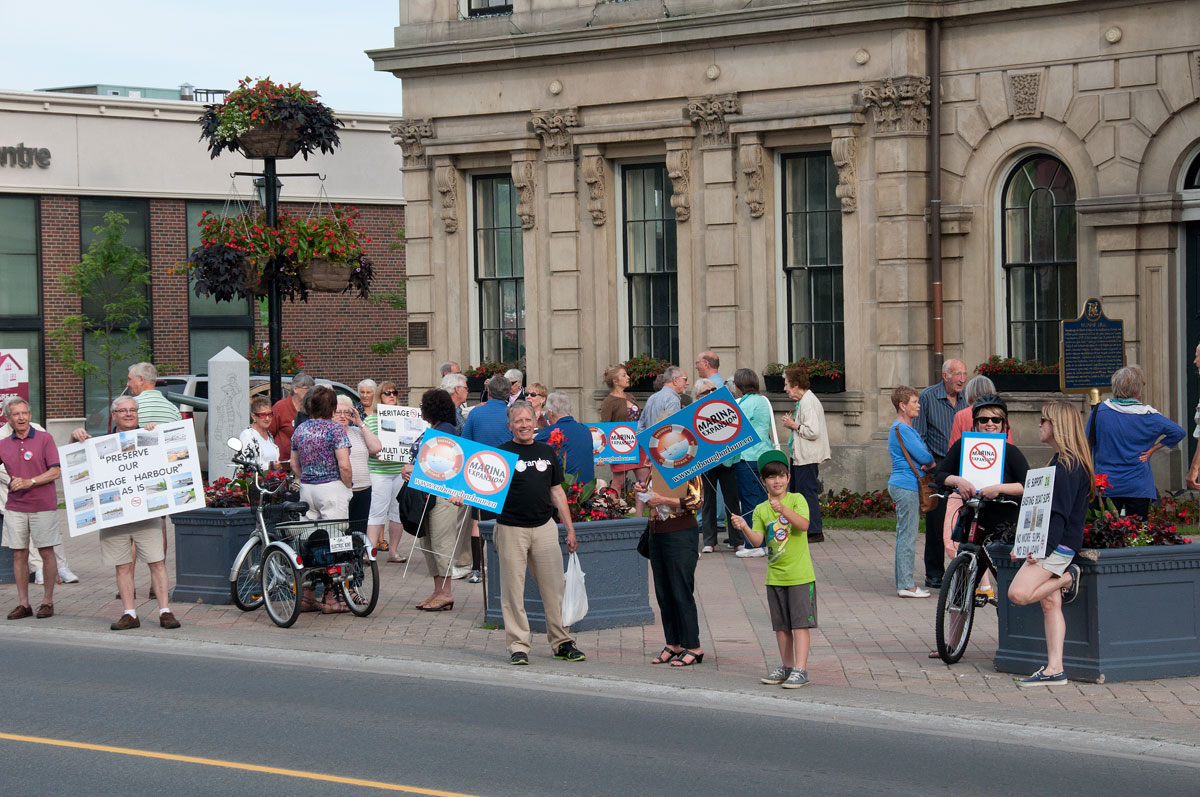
top-left (396, 482), bottom-right (432, 538)
top-left (636, 521), bottom-right (650, 559)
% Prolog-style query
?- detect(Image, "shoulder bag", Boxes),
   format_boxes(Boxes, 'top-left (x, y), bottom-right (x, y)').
top-left (894, 424), bottom-right (939, 513)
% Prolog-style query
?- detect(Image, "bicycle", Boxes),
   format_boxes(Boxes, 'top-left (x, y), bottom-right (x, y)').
top-left (933, 490), bottom-right (1020, 664)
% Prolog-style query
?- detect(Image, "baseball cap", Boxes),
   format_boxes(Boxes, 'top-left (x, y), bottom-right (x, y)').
top-left (757, 449), bottom-right (789, 473)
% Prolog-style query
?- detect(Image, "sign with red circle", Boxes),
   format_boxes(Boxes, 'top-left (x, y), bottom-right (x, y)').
top-left (417, 436), bottom-right (464, 480)
top-left (693, 399), bottom-right (742, 445)
top-left (968, 441), bottom-right (999, 470)
top-left (464, 450), bottom-right (511, 495)
top-left (648, 424), bottom-right (698, 469)
top-left (609, 425), bottom-right (637, 455)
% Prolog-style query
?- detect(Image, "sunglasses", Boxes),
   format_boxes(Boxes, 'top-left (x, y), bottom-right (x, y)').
top-left (697, 389), bottom-right (715, 398)
top-left (526, 391), bottom-right (543, 398)
top-left (381, 390), bottom-right (398, 397)
top-left (253, 411), bottom-right (273, 418)
top-left (974, 415), bottom-right (1004, 425)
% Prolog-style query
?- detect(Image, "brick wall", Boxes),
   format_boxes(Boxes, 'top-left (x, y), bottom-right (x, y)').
top-left (149, 199), bottom-right (189, 374)
top-left (40, 196), bottom-right (81, 418)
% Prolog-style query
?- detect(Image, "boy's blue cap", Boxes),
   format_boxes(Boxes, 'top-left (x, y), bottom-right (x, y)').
top-left (757, 449), bottom-right (789, 473)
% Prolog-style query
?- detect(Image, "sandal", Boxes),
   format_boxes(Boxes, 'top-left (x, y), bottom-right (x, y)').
top-left (388, 555), bottom-right (407, 564)
top-left (321, 598), bottom-right (349, 614)
top-left (300, 597), bottom-right (323, 613)
top-left (670, 650), bottom-right (704, 667)
top-left (420, 597), bottom-right (454, 612)
top-left (378, 539), bottom-right (390, 551)
top-left (652, 646), bottom-right (682, 664)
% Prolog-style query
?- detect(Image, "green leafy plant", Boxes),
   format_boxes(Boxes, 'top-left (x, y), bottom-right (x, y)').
top-left (49, 212), bottom-right (151, 431)
top-left (765, 358), bottom-right (844, 379)
top-left (820, 488), bottom-right (896, 519)
top-left (548, 428), bottom-right (631, 522)
top-left (466, 360), bottom-right (518, 380)
top-left (246, 344), bottom-right (304, 375)
top-left (198, 76), bottom-right (342, 159)
top-left (974, 355), bottom-right (1058, 375)
top-left (204, 468), bottom-right (295, 507)
top-left (620, 354), bottom-right (671, 383)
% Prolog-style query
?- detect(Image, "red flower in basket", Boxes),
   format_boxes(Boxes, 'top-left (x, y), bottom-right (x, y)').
top-left (1095, 473), bottom-right (1112, 493)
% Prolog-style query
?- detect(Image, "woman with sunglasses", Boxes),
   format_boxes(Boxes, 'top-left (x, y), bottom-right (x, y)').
top-left (239, 396), bottom-right (282, 471)
top-left (526, 381), bottom-right (551, 430)
top-left (364, 380), bottom-right (409, 560)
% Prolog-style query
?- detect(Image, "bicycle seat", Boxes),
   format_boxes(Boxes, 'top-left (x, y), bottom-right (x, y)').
top-left (279, 501), bottom-right (309, 515)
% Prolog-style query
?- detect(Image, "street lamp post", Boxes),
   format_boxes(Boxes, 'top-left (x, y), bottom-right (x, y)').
top-left (262, 157), bottom-right (283, 404)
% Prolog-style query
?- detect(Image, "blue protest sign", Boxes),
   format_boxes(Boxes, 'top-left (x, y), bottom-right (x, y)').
top-left (635, 386), bottom-right (761, 488)
top-left (408, 434), bottom-right (519, 512)
top-left (587, 422), bottom-right (640, 464)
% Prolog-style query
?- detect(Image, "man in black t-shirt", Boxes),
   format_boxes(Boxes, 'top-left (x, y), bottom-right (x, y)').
top-left (495, 401), bottom-right (586, 665)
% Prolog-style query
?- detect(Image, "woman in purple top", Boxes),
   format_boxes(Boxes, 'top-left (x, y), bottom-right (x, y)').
top-left (289, 386), bottom-right (352, 522)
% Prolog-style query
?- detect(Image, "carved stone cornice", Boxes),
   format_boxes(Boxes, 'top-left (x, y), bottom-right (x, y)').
top-left (687, 94), bottom-right (741, 148)
top-left (390, 118), bottom-right (436, 166)
top-left (830, 129), bottom-right (858, 214)
top-left (511, 159), bottom-right (536, 230)
top-left (434, 164), bottom-right (459, 234)
top-left (860, 77), bottom-right (930, 133)
top-left (581, 154), bottom-right (607, 226)
top-left (530, 107), bottom-right (579, 160)
top-left (738, 140), bottom-right (765, 219)
top-left (666, 148), bottom-right (691, 223)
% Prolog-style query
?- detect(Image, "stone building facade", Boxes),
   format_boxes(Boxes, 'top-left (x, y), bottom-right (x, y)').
top-left (371, 0), bottom-right (1200, 490)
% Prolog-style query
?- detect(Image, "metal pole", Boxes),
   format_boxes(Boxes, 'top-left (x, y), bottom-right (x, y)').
top-left (264, 157), bottom-right (283, 404)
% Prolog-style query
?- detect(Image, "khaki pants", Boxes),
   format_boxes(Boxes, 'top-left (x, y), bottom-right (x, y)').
top-left (494, 519), bottom-right (573, 655)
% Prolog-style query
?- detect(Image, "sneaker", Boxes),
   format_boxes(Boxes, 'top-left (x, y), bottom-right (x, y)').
top-left (897, 587), bottom-right (931, 598)
top-left (1061, 564), bottom-right (1081, 605)
top-left (58, 567), bottom-right (80, 584)
top-left (33, 571), bottom-right (43, 586)
top-left (761, 665), bottom-right (792, 685)
top-left (736, 547), bottom-right (767, 558)
top-left (782, 669), bottom-right (810, 688)
top-left (467, 570), bottom-right (482, 583)
top-left (509, 651), bottom-right (529, 666)
top-left (975, 585), bottom-right (995, 600)
top-left (159, 611), bottom-right (181, 629)
top-left (553, 641), bottom-right (587, 662)
top-left (450, 566), bottom-right (471, 580)
top-left (111, 614), bottom-right (141, 631)
top-left (701, 545), bottom-right (714, 554)
top-left (1018, 667), bottom-right (1067, 686)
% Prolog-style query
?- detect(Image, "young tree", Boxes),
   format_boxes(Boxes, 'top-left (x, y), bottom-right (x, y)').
top-left (50, 211), bottom-right (151, 430)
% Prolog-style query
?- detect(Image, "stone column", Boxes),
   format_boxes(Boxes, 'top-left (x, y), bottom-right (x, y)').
top-left (665, 138), bottom-right (694, 370)
top-left (579, 146), bottom-right (616, 410)
top-left (390, 118), bottom-right (436, 398)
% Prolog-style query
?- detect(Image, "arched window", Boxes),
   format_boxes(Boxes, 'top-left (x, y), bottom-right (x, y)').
top-left (1002, 154), bottom-right (1077, 366)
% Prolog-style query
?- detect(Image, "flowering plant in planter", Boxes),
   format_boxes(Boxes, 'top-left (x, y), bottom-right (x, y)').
top-left (764, 358), bottom-right (844, 379)
top-left (198, 77), bottom-right (342, 160)
top-left (1081, 474), bottom-right (1192, 548)
top-left (820, 488), bottom-right (896, 518)
top-left (246, 343), bottom-right (304, 375)
top-left (203, 469), bottom-right (295, 508)
top-left (974, 356), bottom-right (1058, 375)
top-left (465, 360), bottom-right (518, 380)
top-left (621, 354), bottom-right (671, 384)
top-left (549, 428), bottom-right (632, 522)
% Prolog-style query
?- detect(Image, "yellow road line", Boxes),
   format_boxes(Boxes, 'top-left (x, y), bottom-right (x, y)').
top-left (0, 731), bottom-right (478, 796)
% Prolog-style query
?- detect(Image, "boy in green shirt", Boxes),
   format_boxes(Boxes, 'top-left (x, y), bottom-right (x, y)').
top-left (729, 450), bottom-right (816, 688)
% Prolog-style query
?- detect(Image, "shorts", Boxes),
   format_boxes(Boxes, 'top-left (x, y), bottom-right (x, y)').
top-left (368, 472), bottom-right (406, 524)
top-left (1038, 548), bottom-right (1075, 576)
top-left (767, 582), bottom-right (818, 631)
top-left (99, 519), bottom-right (165, 567)
top-left (2, 510), bottom-right (61, 550)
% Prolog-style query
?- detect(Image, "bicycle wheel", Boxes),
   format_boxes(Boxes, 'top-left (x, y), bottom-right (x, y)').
top-left (261, 547), bottom-right (302, 628)
top-left (230, 536), bottom-right (264, 611)
top-left (935, 554), bottom-right (977, 664)
top-left (341, 548), bottom-right (380, 617)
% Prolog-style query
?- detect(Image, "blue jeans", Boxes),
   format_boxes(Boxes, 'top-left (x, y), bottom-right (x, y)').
top-left (889, 485), bottom-right (919, 590)
top-left (734, 460), bottom-right (768, 548)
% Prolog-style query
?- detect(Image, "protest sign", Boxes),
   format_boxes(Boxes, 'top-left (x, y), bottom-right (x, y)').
top-left (376, 405), bottom-right (427, 463)
top-left (1013, 466), bottom-right (1056, 558)
top-left (407, 434), bottom-right (519, 512)
top-left (0, 348), bottom-right (30, 425)
top-left (959, 432), bottom-right (1007, 490)
top-left (635, 386), bottom-right (761, 489)
top-left (588, 422), bottom-right (640, 464)
top-left (61, 419), bottom-right (207, 537)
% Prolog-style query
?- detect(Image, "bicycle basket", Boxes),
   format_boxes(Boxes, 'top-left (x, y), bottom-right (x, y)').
top-left (274, 520), bottom-right (354, 567)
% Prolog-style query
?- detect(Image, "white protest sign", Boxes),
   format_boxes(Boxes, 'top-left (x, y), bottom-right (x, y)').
top-left (1013, 466), bottom-right (1056, 558)
top-left (959, 432), bottom-right (1007, 490)
top-left (376, 406), bottom-right (428, 463)
top-left (61, 419), bottom-right (207, 537)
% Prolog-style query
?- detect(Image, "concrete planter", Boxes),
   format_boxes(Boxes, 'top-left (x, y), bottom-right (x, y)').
top-left (0, 539), bottom-right (13, 584)
top-left (170, 506), bottom-right (261, 604)
top-left (992, 543), bottom-right (1200, 683)
top-left (479, 515), bottom-right (653, 632)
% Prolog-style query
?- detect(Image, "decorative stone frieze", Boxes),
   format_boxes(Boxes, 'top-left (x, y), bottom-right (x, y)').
top-left (434, 164), bottom-right (459, 233)
top-left (860, 77), bottom-right (931, 133)
top-left (390, 118), bottom-right (435, 166)
top-left (511, 159), bottom-right (536, 229)
top-left (738, 140), bottom-right (765, 218)
top-left (665, 148), bottom-right (691, 222)
top-left (686, 93), bottom-right (741, 148)
top-left (581, 154), bottom-right (607, 226)
top-left (1009, 72), bottom-right (1041, 118)
top-left (530, 107), bottom-right (579, 160)
top-left (830, 129), bottom-right (858, 214)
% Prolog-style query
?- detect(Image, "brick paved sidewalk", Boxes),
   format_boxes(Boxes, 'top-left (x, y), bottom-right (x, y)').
top-left (7, 517), bottom-right (1200, 728)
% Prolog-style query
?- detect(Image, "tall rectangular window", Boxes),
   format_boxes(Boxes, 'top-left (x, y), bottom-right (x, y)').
top-left (0, 195), bottom-right (43, 421)
top-left (623, 164), bottom-right (678, 363)
top-left (474, 175), bottom-right (525, 363)
top-left (79, 198), bottom-right (151, 431)
top-left (782, 152), bottom-right (844, 363)
top-left (187, 202), bottom-right (254, 372)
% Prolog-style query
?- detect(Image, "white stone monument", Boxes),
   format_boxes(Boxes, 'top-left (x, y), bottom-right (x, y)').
top-left (207, 347), bottom-right (250, 481)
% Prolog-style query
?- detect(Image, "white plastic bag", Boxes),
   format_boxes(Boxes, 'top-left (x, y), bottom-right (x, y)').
top-left (561, 552), bottom-right (589, 627)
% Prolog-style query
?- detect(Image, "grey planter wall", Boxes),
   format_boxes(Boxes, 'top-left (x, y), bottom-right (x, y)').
top-left (0, 532), bottom-right (13, 584)
top-left (170, 506), bottom-right (260, 604)
top-left (479, 516), bottom-right (653, 632)
top-left (992, 543), bottom-right (1200, 683)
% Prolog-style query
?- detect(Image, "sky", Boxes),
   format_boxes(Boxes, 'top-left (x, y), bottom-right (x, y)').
top-left (1, 2), bottom-right (403, 114)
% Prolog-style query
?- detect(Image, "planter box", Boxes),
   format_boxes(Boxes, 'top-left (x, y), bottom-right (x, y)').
top-left (992, 543), bottom-right (1200, 683)
top-left (479, 516), bottom-right (653, 632)
top-left (763, 374), bottom-right (785, 393)
top-left (809, 375), bottom-right (845, 393)
top-left (629, 376), bottom-right (658, 393)
top-left (171, 506), bottom-right (287, 604)
top-left (988, 373), bottom-right (1060, 393)
top-left (465, 375), bottom-right (487, 394)
top-left (0, 541), bottom-right (13, 584)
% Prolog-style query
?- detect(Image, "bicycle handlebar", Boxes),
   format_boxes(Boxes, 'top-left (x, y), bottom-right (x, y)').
top-left (931, 490), bottom-right (1020, 507)
top-left (230, 450), bottom-right (289, 498)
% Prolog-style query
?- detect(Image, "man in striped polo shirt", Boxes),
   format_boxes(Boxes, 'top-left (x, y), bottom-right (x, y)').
top-left (914, 359), bottom-right (967, 589)
top-left (127, 362), bottom-right (181, 592)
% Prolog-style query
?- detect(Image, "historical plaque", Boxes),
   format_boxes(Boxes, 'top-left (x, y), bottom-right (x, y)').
top-left (1059, 298), bottom-right (1125, 394)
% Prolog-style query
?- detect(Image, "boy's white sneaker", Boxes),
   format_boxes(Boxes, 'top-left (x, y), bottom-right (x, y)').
top-left (736, 547), bottom-right (767, 558)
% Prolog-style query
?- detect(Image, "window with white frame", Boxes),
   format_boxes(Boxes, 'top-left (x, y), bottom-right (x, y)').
top-left (781, 152), bottom-right (844, 363)
top-left (473, 175), bottom-right (525, 363)
top-left (1002, 154), bottom-right (1077, 366)
top-left (623, 164), bottom-right (678, 363)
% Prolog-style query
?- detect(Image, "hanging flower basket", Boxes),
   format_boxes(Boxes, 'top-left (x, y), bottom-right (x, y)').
top-left (198, 77), bottom-right (342, 161)
top-left (235, 121), bottom-right (303, 160)
top-left (298, 259), bottom-right (350, 293)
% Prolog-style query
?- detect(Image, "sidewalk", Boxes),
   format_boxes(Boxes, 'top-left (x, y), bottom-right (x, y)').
top-left (8, 518), bottom-right (1200, 733)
